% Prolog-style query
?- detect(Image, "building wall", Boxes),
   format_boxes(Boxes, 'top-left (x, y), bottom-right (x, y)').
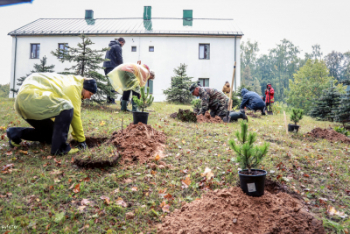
top-left (9, 35), bottom-right (241, 101)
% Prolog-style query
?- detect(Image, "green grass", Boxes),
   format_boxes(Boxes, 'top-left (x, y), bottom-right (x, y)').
top-left (0, 98), bottom-right (349, 233)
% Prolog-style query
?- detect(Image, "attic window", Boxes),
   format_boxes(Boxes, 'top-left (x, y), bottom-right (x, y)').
top-left (149, 46), bottom-right (154, 52)
top-left (131, 46), bottom-right (137, 52)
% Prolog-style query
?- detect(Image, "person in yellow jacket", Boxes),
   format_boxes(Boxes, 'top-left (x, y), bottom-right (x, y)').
top-left (6, 73), bottom-right (97, 155)
top-left (222, 81), bottom-right (231, 97)
top-left (107, 62), bottom-right (155, 112)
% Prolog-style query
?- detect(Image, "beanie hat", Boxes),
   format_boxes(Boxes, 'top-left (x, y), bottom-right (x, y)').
top-left (83, 79), bottom-right (97, 94)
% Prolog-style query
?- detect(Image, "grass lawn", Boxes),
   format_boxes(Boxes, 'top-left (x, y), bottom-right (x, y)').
top-left (0, 97), bottom-right (349, 233)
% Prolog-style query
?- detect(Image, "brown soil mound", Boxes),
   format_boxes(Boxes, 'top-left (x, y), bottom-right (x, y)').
top-left (158, 187), bottom-right (325, 234)
top-left (308, 127), bottom-right (350, 143)
top-left (197, 112), bottom-right (223, 123)
top-left (108, 122), bottom-right (166, 165)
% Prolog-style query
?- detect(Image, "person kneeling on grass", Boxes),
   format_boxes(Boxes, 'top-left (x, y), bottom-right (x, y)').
top-left (107, 63), bottom-right (155, 112)
top-left (240, 88), bottom-right (266, 115)
top-left (6, 73), bottom-right (97, 155)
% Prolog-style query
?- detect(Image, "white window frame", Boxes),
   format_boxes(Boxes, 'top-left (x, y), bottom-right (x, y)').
top-left (199, 44), bottom-right (210, 60)
top-left (30, 43), bottom-right (40, 59)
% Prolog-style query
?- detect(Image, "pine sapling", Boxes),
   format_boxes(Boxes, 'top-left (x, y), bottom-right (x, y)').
top-left (229, 121), bottom-right (269, 174)
top-left (132, 86), bottom-right (154, 112)
top-left (290, 108), bottom-right (303, 125)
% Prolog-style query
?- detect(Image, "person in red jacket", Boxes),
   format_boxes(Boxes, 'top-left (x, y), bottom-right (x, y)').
top-left (265, 83), bottom-right (274, 112)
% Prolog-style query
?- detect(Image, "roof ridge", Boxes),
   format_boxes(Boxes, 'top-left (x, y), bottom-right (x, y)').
top-left (33, 17), bottom-right (234, 20)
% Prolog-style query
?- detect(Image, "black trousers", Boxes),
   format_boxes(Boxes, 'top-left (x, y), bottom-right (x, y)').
top-left (104, 68), bottom-right (116, 103)
top-left (122, 90), bottom-right (140, 101)
top-left (8, 109), bottom-right (73, 155)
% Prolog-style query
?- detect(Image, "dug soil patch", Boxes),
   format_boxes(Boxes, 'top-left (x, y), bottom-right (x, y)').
top-left (108, 122), bottom-right (167, 165)
top-left (158, 187), bottom-right (325, 234)
top-left (70, 137), bottom-right (108, 148)
top-left (197, 112), bottom-right (223, 123)
top-left (308, 127), bottom-right (350, 143)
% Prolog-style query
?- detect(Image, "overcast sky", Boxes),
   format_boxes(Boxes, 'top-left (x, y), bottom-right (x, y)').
top-left (0, 0), bottom-right (349, 84)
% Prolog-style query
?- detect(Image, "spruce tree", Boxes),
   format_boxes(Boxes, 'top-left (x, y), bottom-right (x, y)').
top-left (335, 90), bottom-right (350, 126)
top-left (309, 81), bottom-right (341, 121)
top-left (51, 34), bottom-right (113, 104)
top-left (163, 63), bottom-right (194, 104)
top-left (11, 56), bottom-right (55, 93)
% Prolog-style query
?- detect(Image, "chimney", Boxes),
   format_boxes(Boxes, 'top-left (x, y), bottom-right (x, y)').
top-left (85, 10), bottom-right (94, 19)
top-left (143, 6), bottom-right (152, 20)
top-left (183, 10), bottom-right (193, 26)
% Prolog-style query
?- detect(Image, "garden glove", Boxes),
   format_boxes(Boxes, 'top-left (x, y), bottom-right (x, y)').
top-left (77, 141), bottom-right (87, 150)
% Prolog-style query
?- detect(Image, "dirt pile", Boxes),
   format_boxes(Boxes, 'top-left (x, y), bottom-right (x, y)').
top-left (308, 127), bottom-right (350, 143)
top-left (158, 187), bottom-right (325, 234)
top-left (197, 112), bottom-right (223, 123)
top-left (108, 122), bottom-right (167, 165)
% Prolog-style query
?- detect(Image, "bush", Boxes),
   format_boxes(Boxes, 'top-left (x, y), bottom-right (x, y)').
top-left (191, 99), bottom-right (201, 113)
top-left (271, 101), bottom-right (287, 115)
top-left (229, 121), bottom-right (269, 173)
top-left (334, 126), bottom-right (349, 136)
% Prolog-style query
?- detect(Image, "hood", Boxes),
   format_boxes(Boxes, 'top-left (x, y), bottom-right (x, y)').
top-left (225, 84), bottom-right (230, 87)
top-left (241, 88), bottom-right (248, 96)
top-left (108, 40), bottom-right (120, 47)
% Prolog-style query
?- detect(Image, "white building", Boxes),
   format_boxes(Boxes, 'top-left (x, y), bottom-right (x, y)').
top-left (8, 8), bottom-right (243, 102)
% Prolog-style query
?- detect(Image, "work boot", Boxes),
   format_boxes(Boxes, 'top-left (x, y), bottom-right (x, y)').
top-left (121, 100), bottom-right (131, 112)
top-left (68, 148), bottom-right (79, 155)
top-left (131, 99), bottom-right (138, 112)
top-left (223, 112), bottom-right (231, 123)
top-left (6, 128), bottom-right (22, 148)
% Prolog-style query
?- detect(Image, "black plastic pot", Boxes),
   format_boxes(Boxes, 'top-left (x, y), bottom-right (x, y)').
top-left (239, 169), bottom-right (267, 197)
top-left (288, 124), bottom-right (300, 132)
top-left (133, 111), bottom-right (149, 125)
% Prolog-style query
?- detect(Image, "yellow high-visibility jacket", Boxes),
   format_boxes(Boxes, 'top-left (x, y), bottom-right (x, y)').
top-left (107, 63), bottom-right (150, 94)
top-left (14, 73), bottom-right (85, 142)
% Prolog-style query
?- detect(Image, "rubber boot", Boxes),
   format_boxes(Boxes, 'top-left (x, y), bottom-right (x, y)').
top-left (6, 128), bottom-right (22, 148)
top-left (131, 99), bottom-right (138, 112)
top-left (68, 148), bottom-right (79, 155)
top-left (121, 100), bottom-right (131, 112)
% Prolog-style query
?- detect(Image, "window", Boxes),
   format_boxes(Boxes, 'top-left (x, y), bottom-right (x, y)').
top-left (58, 43), bottom-right (68, 58)
top-left (146, 79), bottom-right (153, 94)
top-left (199, 44), bottom-right (210, 59)
top-left (131, 46), bottom-right (137, 52)
top-left (30, 44), bottom-right (40, 59)
top-left (149, 46), bottom-right (154, 52)
top-left (198, 78), bottom-right (209, 87)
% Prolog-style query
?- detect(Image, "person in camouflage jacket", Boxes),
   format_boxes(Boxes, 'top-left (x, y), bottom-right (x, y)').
top-left (189, 83), bottom-right (229, 120)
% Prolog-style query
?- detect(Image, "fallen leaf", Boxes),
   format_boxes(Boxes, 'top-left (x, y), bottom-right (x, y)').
top-left (47, 156), bottom-right (53, 159)
top-left (54, 178), bottom-right (61, 183)
top-left (124, 178), bottom-right (133, 184)
top-left (182, 175), bottom-right (191, 188)
top-left (154, 155), bottom-right (161, 161)
top-left (73, 184), bottom-right (80, 193)
top-left (19, 150), bottom-right (28, 155)
top-left (126, 212), bottom-right (135, 219)
top-left (327, 205), bottom-right (348, 218)
top-left (81, 198), bottom-right (91, 206)
top-left (1, 164), bottom-right (14, 171)
top-left (100, 121), bottom-right (106, 126)
top-left (54, 211), bottom-right (65, 223)
top-left (303, 173), bottom-right (310, 178)
top-left (131, 187), bottom-right (138, 192)
top-left (116, 197), bottom-right (127, 207)
top-left (49, 169), bottom-right (62, 175)
top-left (162, 204), bottom-right (170, 213)
top-left (71, 157), bottom-right (74, 163)
top-left (83, 177), bottom-right (90, 182)
top-left (201, 167), bottom-right (214, 180)
top-left (6, 151), bottom-right (12, 156)
top-left (78, 205), bottom-right (86, 212)
top-left (151, 170), bottom-right (157, 176)
top-left (113, 188), bottom-right (120, 193)
top-left (100, 195), bottom-right (110, 205)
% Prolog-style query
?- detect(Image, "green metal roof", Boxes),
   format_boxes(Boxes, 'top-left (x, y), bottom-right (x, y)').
top-left (8, 18), bottom-right (243, 36)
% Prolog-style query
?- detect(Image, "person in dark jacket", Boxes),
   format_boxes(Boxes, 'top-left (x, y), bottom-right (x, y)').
top-left (240, 88), bottom-right (266, 115)
top-left (103, 38), bottom-right (125, 104)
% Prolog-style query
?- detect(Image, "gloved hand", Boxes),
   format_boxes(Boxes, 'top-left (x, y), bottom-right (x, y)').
top-left (77, 141), bottom-right (87, 150)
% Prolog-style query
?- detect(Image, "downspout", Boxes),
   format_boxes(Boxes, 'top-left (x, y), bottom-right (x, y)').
top-left (12, 35), bottom-right (18, 98)
top-left (234, 36), bottom-right (236, 91)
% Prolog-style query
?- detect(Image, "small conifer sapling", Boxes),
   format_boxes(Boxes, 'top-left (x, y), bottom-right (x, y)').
top-left (229, 121), bottom-right (269, 174)
top-left (290, 108), bottom-right (303, 125)
top-left (132, 86), bottom-right (154, 112)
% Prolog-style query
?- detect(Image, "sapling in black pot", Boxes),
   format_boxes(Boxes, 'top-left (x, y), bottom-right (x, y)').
top-left (132, 86), bottom-right (154, 124)
top-left (288, 108), bottom-right (303, 132)
top-left (229, 121), bottom-right (269, 196)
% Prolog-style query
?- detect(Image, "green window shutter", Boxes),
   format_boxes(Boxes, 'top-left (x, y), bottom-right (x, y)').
top-left (143, 6), bottom-right (152, 20)
top-left (148, 80), bottom-right (153, 94)
top-left (183, 10), bottom-right (193, 26)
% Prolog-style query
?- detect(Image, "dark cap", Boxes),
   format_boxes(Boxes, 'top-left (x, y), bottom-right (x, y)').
top-left (189, 83), bottom-right (198, 93)
top-left (83, 79), bottom-right (97, 94)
